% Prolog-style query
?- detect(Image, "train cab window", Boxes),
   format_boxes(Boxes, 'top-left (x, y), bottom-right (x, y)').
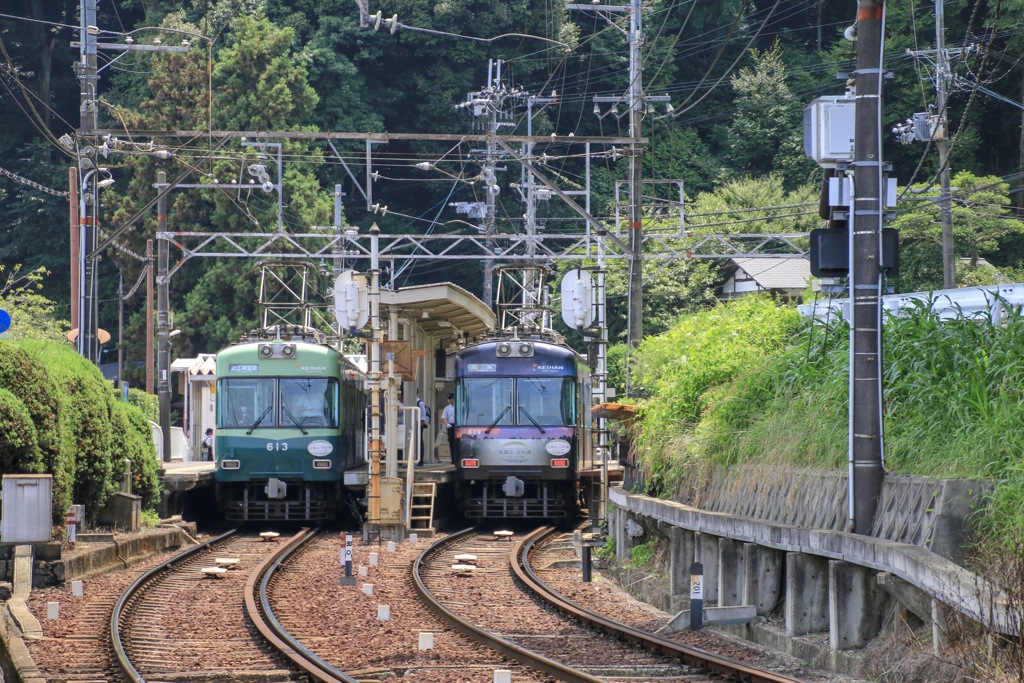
top-left (519, 377), bottom-right (575, 425)
top-left (458, 377), bottom-right (514, 427)
top-left (280, 378), bottom-right (338, 428)
top-left (218, 378), bottom-right (276, 428)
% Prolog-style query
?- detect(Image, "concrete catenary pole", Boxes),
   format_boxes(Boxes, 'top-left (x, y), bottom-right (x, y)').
top-left (934, 0), bottom-right (955, 288)
top-left (850, 0), bottom-right (886, 534)
top-left (157, 172), bottom-right (172, 463)
top-left (77, 0), bottom-right (99, 363)
top-left (626, 0), bottom-right (644, 350)
top-left (146, 239), bottom-right (154, 394)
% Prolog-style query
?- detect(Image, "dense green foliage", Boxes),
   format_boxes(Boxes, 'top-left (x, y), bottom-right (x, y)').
top-left (628, 295), bottom-right (1024, 538)
top-left (628, 295), bottom-right (803, 495)
top-left (2, 1), bottom-right (1022, 368)
top-left (0, 340), bottom-right (161, 523)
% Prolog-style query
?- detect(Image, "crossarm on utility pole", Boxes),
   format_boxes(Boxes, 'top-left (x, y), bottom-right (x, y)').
top-left (90, 135), bottom-right (232, 258)
top-left (493, 138), bottom-right (629, 254)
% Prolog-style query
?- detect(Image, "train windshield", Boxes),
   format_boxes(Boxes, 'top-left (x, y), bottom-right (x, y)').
top-left (280, 378), bottom-right (338, 428)
top-left (458, 376), bottom-right (575, 427)
top-left (217, 377), bottom-right (339, 429)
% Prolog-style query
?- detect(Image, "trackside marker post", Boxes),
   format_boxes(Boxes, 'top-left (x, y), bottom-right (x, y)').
top-left (66, 507), bottom-right (77, 545)
top-left (690, 562), bottom-right (704, 630)
top-left (339, 534), bottom-right (356, 586)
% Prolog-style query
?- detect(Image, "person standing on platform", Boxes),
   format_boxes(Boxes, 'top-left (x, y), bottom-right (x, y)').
top-left (440, 393), bottom-right (456, 462)
top-left (416, 395), bottom-right (431, 463)
top-left (201, 428), bottom-right (214, 461)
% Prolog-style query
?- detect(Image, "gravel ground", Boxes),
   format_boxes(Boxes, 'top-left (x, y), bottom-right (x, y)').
top-left (529, 534), bottom-right (873, 683)
top-left (17, 527), bottom-right (877, 683)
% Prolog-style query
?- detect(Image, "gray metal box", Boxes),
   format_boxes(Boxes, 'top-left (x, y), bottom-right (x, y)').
top-left (803, 96), bottom-right (856, 166)
top-left (1, 474), bottom-right (52, 543)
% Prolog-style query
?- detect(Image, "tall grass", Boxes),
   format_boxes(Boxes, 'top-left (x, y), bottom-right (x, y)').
top-left (632, 295), bottom-right (1024, 539)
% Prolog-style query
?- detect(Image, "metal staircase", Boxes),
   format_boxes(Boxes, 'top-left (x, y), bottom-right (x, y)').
top-left (409, 482), bottom-right (436, 533)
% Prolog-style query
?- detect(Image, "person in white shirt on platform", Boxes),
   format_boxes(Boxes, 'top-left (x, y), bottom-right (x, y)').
top-left (416, 395), bottom-right (431, 463)
top-left (201, 428), bottom-right (214, 461)
top-left (440, 393), bottom-right (455, 462)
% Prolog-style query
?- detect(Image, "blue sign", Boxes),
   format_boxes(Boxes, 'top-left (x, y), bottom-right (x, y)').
top-left (0, 310), bottom-right (10, 334)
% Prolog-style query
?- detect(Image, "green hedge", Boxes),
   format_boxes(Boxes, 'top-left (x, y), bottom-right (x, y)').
top-left (0, 340), bottom-right (161, 523)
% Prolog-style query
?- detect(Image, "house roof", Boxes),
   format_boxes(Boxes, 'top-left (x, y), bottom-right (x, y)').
top-left (729, 257), bottom-right (811, 290)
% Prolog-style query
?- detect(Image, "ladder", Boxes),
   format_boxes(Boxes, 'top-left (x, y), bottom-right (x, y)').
top-left (410, 482), bottom-right (436, 533)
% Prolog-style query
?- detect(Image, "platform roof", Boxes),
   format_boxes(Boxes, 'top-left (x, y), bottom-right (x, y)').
top-left (380, 282), bottom-right (495, 341)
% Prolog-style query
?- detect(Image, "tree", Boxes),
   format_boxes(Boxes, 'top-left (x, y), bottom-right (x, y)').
top-left (99, 9), bottom-right (334, 361)
top-left (725, 41), bottom-right (817, 188)
top-left (685, 175), bottom-right (821, 236)
top-left (0, 264), bottom-right (70, 342)
top-left (891, 171), bottom-right (1024, 292)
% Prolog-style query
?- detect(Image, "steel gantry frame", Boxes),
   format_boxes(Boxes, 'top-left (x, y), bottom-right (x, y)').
top-left (80, 130), bottom-right (811, 277)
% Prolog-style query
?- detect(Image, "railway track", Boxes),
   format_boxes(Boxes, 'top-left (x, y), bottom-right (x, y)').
top-left (415, 526), bottom-right (808, 683)
top-left (111, 527), bottom-right (360, 683)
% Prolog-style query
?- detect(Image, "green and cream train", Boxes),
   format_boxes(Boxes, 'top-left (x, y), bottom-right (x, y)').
top-left (213, 327), bottom-right (367, 521)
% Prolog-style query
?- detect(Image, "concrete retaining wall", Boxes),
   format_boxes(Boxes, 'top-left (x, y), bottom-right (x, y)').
top-left (609, 475), bottom-right (1010, 675)
top-left (691, 466), bottom-right (990, 565)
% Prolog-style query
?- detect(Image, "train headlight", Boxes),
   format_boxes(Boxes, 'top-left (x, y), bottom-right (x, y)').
top-left (221, 459), bottom-right (241, 470)
top-left (550, 458), bottom-right (570, 468)
top-left (312, 459), bottom-right (332, 469)
top-left (282, 344), bottom-right (296, 358)
top-left (518, 342), bottom-right (533, 357)
top-left (496, 342), bottom-right (511, 357)
top-left (258, 344), bottom-right (274, 359)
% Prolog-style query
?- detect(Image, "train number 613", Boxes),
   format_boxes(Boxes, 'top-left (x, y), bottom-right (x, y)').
top-left (266, 442), bottom-right (290, 451)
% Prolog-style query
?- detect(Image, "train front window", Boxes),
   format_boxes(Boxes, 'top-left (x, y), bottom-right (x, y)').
top-left (519, 377), bottom-right (575, 425)
top-left (459, 377), bottom-right (514, 427)
top-left (280, 378), bottom-right (338, 428)
top-left (218, 378), bottom-right (276, 428)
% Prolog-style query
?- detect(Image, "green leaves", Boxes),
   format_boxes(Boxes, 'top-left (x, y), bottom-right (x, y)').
top-left (891, 172), bottom-right (1024, 291)
top-left (629, 292), bottom-right (1024, 540)
top-left (630, 295), bottom-right (801, 495)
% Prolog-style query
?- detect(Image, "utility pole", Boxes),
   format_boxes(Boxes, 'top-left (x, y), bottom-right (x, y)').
top-left (934, 0), bottom-right (955, 288)
top-left (580, 0), bottom-right (647, 348)
top-left (156, 173), bottom-right (172, 463)
top-left (457, 60), bottom-right (524, 308)
top-left (75, 0), bottom-right (190, 366)
top-left (850, 0), bottom-right (886, 535)
top-left (77, 0), bottom-right (99, 364)
top-left (626, 0), bottom-right (644, 349)
top-left (146, 239), bottom-right (154, 394)
top-left (899, 0), bottom-right (957, 287)
top-left (367, 223), bottom-right (383, 537)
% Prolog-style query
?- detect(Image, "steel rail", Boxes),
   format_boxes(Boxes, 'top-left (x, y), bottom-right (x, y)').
top-left (413, 527), bottom-right (606, 683)
top-left (111, 527), bottom-right (239, 681)
top-left (514, 527), bottom-right (807, 683)
top-left (245, 527), bottom-right (363, 683)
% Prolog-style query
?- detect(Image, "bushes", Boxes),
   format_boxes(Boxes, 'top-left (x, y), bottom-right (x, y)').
top-left (0, 387), bottom-right (41, 474)
top-left (631, 295), bottom-right (802, 495)
top-left (0, 340), bottom-right (161, 523)
top-left (631, 294), bottom-right (1024, 541)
